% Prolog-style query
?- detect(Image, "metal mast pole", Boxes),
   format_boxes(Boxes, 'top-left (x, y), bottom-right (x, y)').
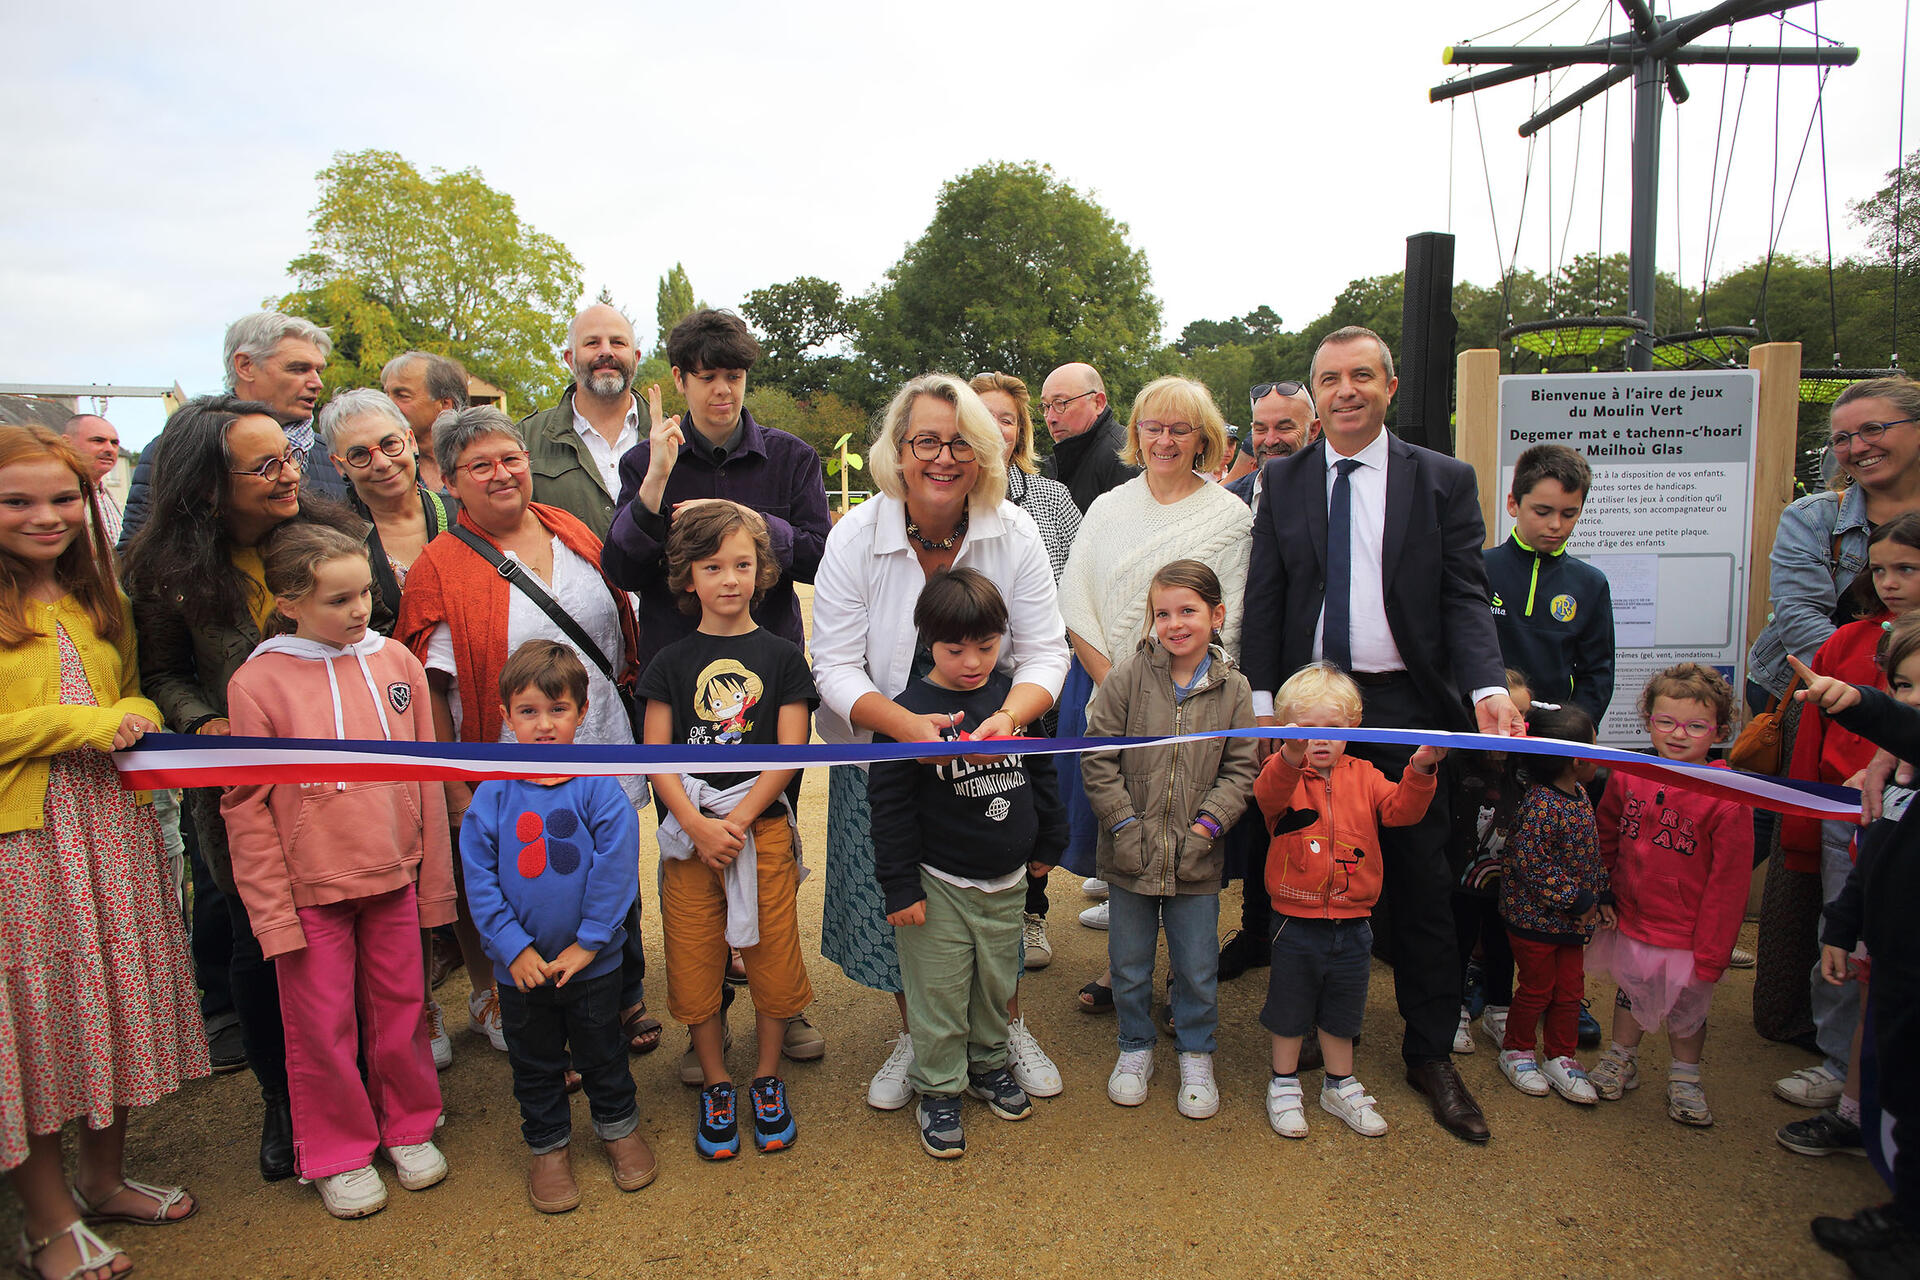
top-left (1629, 40), bottom-right (1665, 370)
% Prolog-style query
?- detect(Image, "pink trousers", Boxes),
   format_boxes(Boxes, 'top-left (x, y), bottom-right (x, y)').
top-left (276, 884), bottom-right (441, 1178)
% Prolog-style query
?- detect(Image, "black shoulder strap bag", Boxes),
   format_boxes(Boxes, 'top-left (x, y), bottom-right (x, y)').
top-left (447, 523), bottom-right (644, 736)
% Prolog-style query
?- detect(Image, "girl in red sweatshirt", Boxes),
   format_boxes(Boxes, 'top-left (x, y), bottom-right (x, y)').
top-left (1586, 663), bottom-right (1752, 1127)
top-left (221, 524), bottom-right (456, 1220)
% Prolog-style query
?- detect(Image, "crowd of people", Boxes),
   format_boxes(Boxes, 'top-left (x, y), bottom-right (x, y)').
top-left (2, 305), bottom-right (1916, 1280)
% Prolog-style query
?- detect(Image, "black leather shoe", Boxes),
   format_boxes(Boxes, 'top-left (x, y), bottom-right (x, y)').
top-left (1405, 1059), bottom-right (1490, 1143)
top-left (1813, 1205), bottom-right (1909, 1258)
top-left (259, 1092), bottom-right (295, 1182)
top-left (207, 1019), bottom-right (247, 1075)
top-left (1217, 929), bottom-right (1269, 982)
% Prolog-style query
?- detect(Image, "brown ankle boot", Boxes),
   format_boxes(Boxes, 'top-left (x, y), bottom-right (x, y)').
top-left (527, 1147), bottom-right (581, 1213)
top-left (604, 1130), bottom-right (657, 1192)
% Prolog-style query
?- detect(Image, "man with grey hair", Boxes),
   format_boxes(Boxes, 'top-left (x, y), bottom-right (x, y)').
top-left (1039, 361), bottom-right (1137, 513)
top-left (518, 304), bottom-right (642, 540)
top-left (223, 311), bottom-right (348, 503)
top-left (119, 311), bottom-right (345, 549)
top-left (382, 350), bottom-right (469, 490)
top-left (62, 413), bottom-right (124, 545)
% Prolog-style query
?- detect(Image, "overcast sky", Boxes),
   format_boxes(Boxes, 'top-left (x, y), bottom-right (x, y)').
top-left (3, 0), bottom-right (1903, 448)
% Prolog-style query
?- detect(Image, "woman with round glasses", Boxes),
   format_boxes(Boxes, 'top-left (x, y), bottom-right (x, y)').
top-left (811, 373), bottom-right (1071, 1112)
top-left (317, 390), bottom-right (456, 626)
top-left (1750, 377), bottom-right (1920, 701)
top-left (1053, 376), bottom-right (1251, 1007)
top-left (123, 395), bottom-right (378, 1184)
top-left (393, 408), bottom-right (655, 1057)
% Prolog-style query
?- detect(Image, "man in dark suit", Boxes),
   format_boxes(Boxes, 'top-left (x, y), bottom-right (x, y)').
top-left (1243, 326), bottom-right (1521, 1143)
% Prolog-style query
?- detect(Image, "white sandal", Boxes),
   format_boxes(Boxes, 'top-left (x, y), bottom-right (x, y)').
top-left (74, 1176), bottom-right (196, 1226)
top-left (14, 1220), bottom-right (126, 1280)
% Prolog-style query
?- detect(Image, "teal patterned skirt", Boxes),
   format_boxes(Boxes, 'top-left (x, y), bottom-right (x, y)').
top-left (821, 764), bottom-right (902, 994)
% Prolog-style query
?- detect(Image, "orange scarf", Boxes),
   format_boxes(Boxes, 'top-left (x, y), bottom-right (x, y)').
top-left (394, 502), bottom-right (638, 744)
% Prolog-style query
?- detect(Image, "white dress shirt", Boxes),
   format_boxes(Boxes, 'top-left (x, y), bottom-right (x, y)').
top-left (1313, 429), bottom-right (1403, 674)
top-left (810, 494), bottom-right (1070, 752)
top-left (572, 395), bottom-right (640, 499)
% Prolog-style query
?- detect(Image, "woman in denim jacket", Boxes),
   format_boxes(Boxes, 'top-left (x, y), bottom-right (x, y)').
top-left (1749, 378), bottom-right (1920, 701)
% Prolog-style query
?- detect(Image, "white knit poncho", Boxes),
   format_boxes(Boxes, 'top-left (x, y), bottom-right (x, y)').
top-left (1056, 475), bottom-right (1253, 666)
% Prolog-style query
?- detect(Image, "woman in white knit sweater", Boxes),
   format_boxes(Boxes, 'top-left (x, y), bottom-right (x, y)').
top-left (1054, 376), bottom-right (1252, 1008)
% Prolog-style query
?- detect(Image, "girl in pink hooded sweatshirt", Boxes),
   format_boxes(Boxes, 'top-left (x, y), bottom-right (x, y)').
top-left (221, 524), bottom-right (456, 1221)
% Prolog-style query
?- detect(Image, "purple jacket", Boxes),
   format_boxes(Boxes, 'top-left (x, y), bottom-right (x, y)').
top-left (601, 409), bottom-right (831, 672)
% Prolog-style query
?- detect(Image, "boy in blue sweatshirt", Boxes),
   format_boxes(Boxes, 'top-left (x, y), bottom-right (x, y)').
top-left (1485, 444), bottom-right (1616, 723)
top-left (461, 640), bottom-right (651, 1213)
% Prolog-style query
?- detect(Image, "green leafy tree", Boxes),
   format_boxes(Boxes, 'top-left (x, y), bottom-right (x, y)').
top-left (742, 276), bottom-right (856, 396)
top-left (857, 162), bottom-right (1162, 401)
top-left (1850, 147), bottom-right (1920, 272)
top-left (279, 149), bottom-right (582, 410)
top-left (655, 264), bottom-right (702, 353)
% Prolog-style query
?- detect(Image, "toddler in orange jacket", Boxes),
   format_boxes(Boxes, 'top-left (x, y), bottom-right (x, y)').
top-left (1253, 663), bottom-right (1443, 1140)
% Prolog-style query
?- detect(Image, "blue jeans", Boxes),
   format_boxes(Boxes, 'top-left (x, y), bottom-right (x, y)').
top-left (496, 969), bottom-right (638, 1154)
top-left (1811, 819), bottom-right (1863, 1076)
top-left (1107, 885), bottom-right (1219, 1054)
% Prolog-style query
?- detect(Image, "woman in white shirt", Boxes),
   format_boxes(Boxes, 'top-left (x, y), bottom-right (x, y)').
top-left (811, 374), bottom-right (1070, 1112)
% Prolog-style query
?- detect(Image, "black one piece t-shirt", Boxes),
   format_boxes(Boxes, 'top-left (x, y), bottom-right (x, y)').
top-left (635, 626), bottom-right (817, 822)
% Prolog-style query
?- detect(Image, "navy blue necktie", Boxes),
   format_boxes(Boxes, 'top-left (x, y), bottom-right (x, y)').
top-left (1324, 458), bottom-right (1362, 671)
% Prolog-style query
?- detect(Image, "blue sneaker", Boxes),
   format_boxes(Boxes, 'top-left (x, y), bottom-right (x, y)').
top-left (917, 1096), bottom-right (965, 1159)
top-left (749, 1076), bottom-right (796, 1152)
top-left (696, 1081), bottom-right (740, 1160)
top-left (966, 1066), bottom-right (1033, 1121)
top-left (1463, 959), bottom-right (1487, 1019)
top-left (1578, 999), bottom-right (1603, 1049)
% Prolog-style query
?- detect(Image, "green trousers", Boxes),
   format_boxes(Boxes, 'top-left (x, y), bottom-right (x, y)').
top-left (895, 871), bottom-right (1024, 1098)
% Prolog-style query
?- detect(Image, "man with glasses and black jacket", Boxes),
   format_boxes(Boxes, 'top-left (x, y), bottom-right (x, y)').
top-left (1039, 363), bottom-right (1137, 513)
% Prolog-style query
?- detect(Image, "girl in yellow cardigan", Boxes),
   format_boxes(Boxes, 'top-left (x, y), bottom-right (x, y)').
top-left (0, 425), bottom-right (207, 1280)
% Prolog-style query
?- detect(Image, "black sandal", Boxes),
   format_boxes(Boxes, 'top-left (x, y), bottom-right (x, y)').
top-left (1078, 980), bottom-right (1114, 1013)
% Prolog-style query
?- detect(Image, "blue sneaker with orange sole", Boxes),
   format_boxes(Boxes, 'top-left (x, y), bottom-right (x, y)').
top-left (696, 1082), bottom-right (740, 1160)
top-left (749, 1076), bottom-right (796, 1152)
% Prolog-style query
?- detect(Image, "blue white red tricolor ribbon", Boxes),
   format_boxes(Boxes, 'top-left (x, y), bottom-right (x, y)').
top-left (112, 726), bottom-right (1863, 821)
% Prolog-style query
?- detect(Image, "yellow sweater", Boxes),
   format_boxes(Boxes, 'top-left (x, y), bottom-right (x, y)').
top-left (0, 593), bottom-right (159, 834)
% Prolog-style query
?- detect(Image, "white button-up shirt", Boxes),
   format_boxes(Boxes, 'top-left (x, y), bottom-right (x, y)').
top-left (572, 395), bottom-right (640, 499)
top-left (1314, 428), bottom-right (1404, 674)
top-left (810, 494), bottom-right (1070, 750)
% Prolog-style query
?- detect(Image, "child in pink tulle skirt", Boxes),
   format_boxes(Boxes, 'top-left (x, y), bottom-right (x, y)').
top-left (1585, 664), bottom-right (1752, 1127)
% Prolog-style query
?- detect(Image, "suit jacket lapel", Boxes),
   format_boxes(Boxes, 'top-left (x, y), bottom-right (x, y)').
top-left (1382, 433), bottom-right (1414, 594)
top-left (1298, 440), bottom-right (1329, 571)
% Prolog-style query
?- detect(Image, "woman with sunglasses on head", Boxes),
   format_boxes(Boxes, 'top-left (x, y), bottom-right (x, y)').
top-left (392, 408), bottom-right (653, 1060)
top-left (123, 395), bottom-right (379, 1185)
top-left (1052, 377), bottom-right (1253, 1009)
top-left (317, 390), bottom-right (457, 627)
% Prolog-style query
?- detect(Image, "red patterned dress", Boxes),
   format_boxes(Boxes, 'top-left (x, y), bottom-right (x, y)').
top-left (0, 626), bottom-right (208, 1170)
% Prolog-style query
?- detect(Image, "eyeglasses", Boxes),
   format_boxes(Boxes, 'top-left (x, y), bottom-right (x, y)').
top-left (1250, 381), bottom-right (1306, 404)
top-left (1828, 417), bottom-right (1919, 452)
top-left (1648, 715), bottom-right (1716, 738)
top-left (1036, 390), bottom-right (1098, 415)
top-left (1137, 420), bottom-right (1196, 439)
top-left (337, 433), bottom-right (411, 470)
top-left (456, 451), bottom-right (531, 482)
top-left (906, 435), bottom-right (975, 462)
top-left (229, 448), bottom-right (301, 484)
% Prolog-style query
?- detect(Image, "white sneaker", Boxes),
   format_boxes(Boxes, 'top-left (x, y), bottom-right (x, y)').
top-left (1021, 913), bottom-right (1053, 969)
top-left (425, 999), bottom-right (452, 1071)
top-left (1319, 1076), bottom-right (1387, 1136)
top-left (867, 1033), bottom-right (915, 1111)
top-left (1452, 1005), bottom-right (1475, 1055)
top-left (1107, 1048), bottom-right (1154, 1106)
top-left (1478, 1004), bottom-right (1509, 1049)
top-left (1266, 1076), bottom-right (1308, 1138)
top-left (1006, 1018), bottom-right (1063, 1098)
top-left (315, 1165), bottom-right (388, 1219)
top-left (1774, 1064), bottom-right (1844, 1109)
top-left (1081, 877), bottom-right (1109, 900)
top-left (1079, 901), bottom-right (1110, 931)
top-left (1728, 945), bottom-right (1756, 969)
top-left (1498, 1049), bottom-right (1552, 1097)
top-left (383, 1139), bottom-right (448, 1190)
top-left (468, 987), bottom-right (506, 1052)
top-left (1540, 1056), bottom-right (1599, 1105)
top-left (1176, 1052), bottom-right (1220, 1119)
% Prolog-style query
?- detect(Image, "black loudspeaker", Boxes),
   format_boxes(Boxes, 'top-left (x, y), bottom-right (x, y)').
top-left (1398, 231), bottom-right (1458, 456)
